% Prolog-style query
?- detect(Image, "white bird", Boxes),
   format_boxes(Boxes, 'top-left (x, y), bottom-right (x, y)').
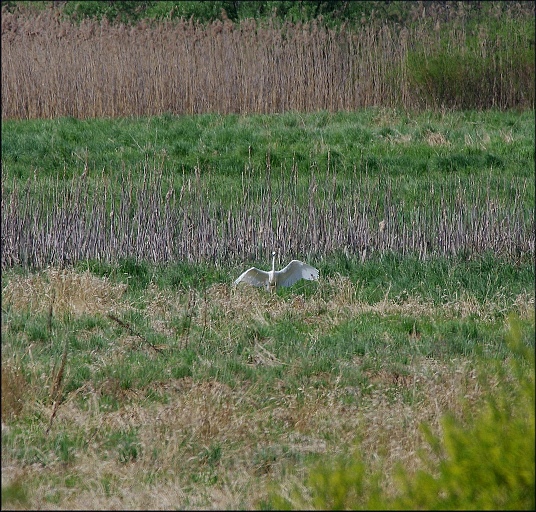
top-left (234, 251), bottom-right (319, 291)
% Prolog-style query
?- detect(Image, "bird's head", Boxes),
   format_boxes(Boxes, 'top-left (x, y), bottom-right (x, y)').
top-left (272, 251), bottom-right (276, 257)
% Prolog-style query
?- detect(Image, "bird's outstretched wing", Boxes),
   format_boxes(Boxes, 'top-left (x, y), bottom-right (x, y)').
top-left (233, 267), bottom-right (270, 288)
top-left (276, 260), bottom-right (319, 288)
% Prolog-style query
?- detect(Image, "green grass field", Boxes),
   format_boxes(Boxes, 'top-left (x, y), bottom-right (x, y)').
top-left (1, 109), bottom-right (534, 509)
top-left (2, 109), bottom-right (534, 182)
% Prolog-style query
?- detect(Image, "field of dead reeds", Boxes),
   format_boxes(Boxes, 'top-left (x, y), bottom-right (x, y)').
top-left (2, 158), bottom-right (534, 269)
top-left (1, 2), bottom-right (534, 119)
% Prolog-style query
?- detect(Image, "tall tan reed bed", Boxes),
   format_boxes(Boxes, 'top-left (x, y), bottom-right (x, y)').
top-left (1, 159), bottom-right (533, 269)
top-left (1, 5), bottom-right (533, 119)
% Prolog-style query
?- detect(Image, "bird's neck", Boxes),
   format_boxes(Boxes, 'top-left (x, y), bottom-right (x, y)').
top-left (271, 254), bottom-right (276, 272)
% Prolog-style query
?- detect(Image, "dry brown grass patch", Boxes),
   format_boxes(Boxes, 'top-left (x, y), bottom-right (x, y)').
top-left (2, 268), bottom-right (127, 317)
top-left (500, 129), bottom-right (514, 144)
top-left (0, 351), bottom-right (510, 509)
top-left (464, 131), bottom-right (492, 149)
top-left (426, 130), bottom-right (450, 146)
top-left (1, 363), bottom-right (27, 422)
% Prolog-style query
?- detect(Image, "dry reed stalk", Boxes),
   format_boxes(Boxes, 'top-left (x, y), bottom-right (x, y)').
top-left (106, 313), bottom-right (164, 355)
top-left (46, 339), bottom-right (68, 434)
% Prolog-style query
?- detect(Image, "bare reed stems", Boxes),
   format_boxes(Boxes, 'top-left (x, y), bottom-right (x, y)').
top-left (1, 159), bottom-right (533, 269)
top-left (1, 6), bottom-right (533, 119)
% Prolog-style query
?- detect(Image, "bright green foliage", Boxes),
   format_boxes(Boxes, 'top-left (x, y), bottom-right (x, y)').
top-left (306, 453), bottom-right (383, 511)
top-left (270, 450), bottom-right (382, 510)
top-left (406, 18), bottom-right (535, 110)
top-left (396, 409), bottom-right (534, 509)
top-left (308, 454), bottom-right (366, 510)
top-left (6, 1), bottom-right (532, 29)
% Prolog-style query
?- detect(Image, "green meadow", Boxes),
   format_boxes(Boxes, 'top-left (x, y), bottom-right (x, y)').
top-left (2, 109), bottom-right (535, 509)
top-left (2, 109), bottom-right (534, 182)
